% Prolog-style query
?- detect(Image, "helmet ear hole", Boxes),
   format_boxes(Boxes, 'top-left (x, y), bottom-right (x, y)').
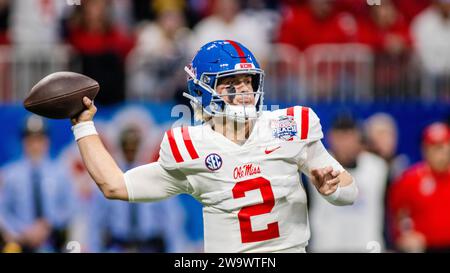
top-left (195, 89), bottom-right (202, 96)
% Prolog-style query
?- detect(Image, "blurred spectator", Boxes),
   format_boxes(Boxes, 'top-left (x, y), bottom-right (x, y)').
top-left (277, 0), bottom-right (358, 99)
top-left (242, 0), bottom-right (281, 44)
top-left (393, 0), bottom-right (432, 23)
top-left (127, 1), bottom-right (191, 102)
top-left (309, 114), bottom-right (388, 252)
top-left (90, 123), bottom-right (189, 253)
top-left (66, 0), bottom-right (135, 105)
top-left (364, 112), bottom-right (410, 250)
top-left (9, 0), bottom-right (69, 47)
top-left (189, 0), bottom-right (270, 65)
top-left (0, 0), bottom-right (9, 45)
top-left (388, 122), bottom-right (450, 253)
top-left (0, 115), bottom-right (75, 252)
top-left (277, 0), bottom-right (357, 51)
top-left (111, 0), bottom-right (135, 32)
top-left (335, 0), bottom-right (370, 17)
top-left (364, 113), bottom-right (409, 181)
top-left (412, 0), bottom-right (450, 100)
top-left (357, 0), bottom-right (413, 97)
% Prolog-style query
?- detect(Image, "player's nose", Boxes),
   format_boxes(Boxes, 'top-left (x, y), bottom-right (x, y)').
top-left (234, 91), bottom-right (253, 104)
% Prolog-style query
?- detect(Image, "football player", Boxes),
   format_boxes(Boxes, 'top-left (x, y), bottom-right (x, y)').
top-left (71, 40), bottom-right (358, 253)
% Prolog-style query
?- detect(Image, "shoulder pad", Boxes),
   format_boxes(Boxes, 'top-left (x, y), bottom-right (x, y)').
top-left (269, 106), bottom-right (323, 142)
top-left (158, 126), bottom-right (200, 170)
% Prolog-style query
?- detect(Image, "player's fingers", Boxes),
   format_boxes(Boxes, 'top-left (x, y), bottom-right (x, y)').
top-left (324, 185), bottom-right (339, 195)
top-left (83, 97), bottom-right (92, 107)
top-left (316, 169), bottom-right (326, 181)
top-left (331, 170), bottom-right (340, 178)
top-left (90, 100), bottom-right (97, 113)
top-left (311, 169), bottom-right (320, 179)
top-left (327, 177), bottom-right (340, 185)
top-left (83, 97), bottom-right (97, 115)
top-left (323, 166), bottom-right (333, 176)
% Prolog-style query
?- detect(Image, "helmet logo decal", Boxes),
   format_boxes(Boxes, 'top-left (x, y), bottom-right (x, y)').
top-left (235, 63), bottom-right (255, 69)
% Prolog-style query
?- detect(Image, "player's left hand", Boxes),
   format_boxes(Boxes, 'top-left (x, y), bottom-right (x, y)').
top-left (311, 166), bottom-right (341, 196)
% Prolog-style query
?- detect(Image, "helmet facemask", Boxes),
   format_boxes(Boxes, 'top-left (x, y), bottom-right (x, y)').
top-left (184, 66), bottom-right (265, 123)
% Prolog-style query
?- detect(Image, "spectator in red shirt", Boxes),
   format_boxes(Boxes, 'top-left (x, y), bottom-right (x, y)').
top-left (356, 0), bottom-right (413, 98)
top-left (277, 0), bottom-right (358, 99)
top-left (388, 122), bottom-right (450, 252)
top-left (66, 0), bottom-right (135, 105)
top-left (277, 0), bottom-right (357, 52)
top-left (393, 0), bottom-right (432, 23)
top-left (358, 0), bottom-right (412, 54)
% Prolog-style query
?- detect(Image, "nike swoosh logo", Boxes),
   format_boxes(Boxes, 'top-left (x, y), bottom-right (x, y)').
top-left (265, 146), bottom-right (281, 154)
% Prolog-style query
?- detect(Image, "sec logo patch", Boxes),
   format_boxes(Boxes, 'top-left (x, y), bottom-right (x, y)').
top-left (205, 153), bottom-right (222, 171)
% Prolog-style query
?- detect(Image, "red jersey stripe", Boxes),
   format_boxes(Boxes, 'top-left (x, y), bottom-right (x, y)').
top-left (181, 126), bottom-right (199, 160)
top-left (286, 107), bottom-right (294, 117)
top-left (226, 40), bottom-right (248, 63)
top-left (286, 107), bottom-right (295, 141)
top-left (301, 107), bottom-right (310, 140)
top-left (167, 129), bottom-right (183, 163)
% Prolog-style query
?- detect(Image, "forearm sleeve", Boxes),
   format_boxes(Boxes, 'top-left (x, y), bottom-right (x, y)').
top-left (322, 180), bottom-right (358, 206)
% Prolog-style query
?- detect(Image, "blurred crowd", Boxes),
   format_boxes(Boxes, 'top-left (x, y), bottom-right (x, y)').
top-left (0, 0), bottom-right (449, 103)
top-left (0, 110), bottom-right (448, 253)
top-left (308, 113), bottom-right (450, 253)
top-left (0, 108), bottom-right (204, 253)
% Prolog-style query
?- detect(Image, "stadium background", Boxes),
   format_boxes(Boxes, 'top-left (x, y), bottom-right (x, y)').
top-left (0, 0), bottom-right (449, 252)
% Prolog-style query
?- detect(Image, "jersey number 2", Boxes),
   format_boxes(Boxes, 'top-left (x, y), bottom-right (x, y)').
top-left (232, 177), bottom-right (280, 243)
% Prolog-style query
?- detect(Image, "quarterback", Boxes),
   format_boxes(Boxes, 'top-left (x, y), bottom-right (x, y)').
top-left (71, 40), bottom-right (358, 253)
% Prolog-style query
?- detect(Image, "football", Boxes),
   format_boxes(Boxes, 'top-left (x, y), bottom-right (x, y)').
top-left (23, 71), bottom-right (99, 119)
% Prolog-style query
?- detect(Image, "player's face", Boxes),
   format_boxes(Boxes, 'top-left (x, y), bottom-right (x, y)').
top-left (216, 74), bottom-right (255, 106)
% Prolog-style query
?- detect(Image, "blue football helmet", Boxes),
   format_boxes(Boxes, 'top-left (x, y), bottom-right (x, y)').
top-left (184, 40), bottom-right (264, 122)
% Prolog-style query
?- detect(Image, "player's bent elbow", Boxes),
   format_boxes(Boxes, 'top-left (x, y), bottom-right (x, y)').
top-left (101, 176), bottom-right (128, 201)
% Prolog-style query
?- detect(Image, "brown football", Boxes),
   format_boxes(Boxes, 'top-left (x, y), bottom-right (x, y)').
top-left (23, 72), bottom-right (99, 119)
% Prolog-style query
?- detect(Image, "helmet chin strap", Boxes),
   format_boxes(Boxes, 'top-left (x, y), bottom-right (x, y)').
top-left (224, 104), bottom-right (257, 123)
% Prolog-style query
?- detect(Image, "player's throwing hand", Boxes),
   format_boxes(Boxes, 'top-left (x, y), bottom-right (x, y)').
top-left (311, 166), bottom-right (341, 196)
top-left (71, 97), bottom-right (97, 125)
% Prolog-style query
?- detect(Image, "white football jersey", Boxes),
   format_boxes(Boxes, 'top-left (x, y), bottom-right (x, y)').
top-left (125, 106), bottom-right (344, 253)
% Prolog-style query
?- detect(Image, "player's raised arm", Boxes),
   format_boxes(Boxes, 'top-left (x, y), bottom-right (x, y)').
top-left (71, 97), bottom-right (128, 200)
top-left (71, 97), bottom-right (191, 202)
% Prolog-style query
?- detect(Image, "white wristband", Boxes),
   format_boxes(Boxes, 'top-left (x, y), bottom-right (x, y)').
top-left (322, 186), bottom-right (341, 203)
top-left (321, 179), bottom-right (358, 206)
top-left (71, 121), bottom-right (97, 141)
